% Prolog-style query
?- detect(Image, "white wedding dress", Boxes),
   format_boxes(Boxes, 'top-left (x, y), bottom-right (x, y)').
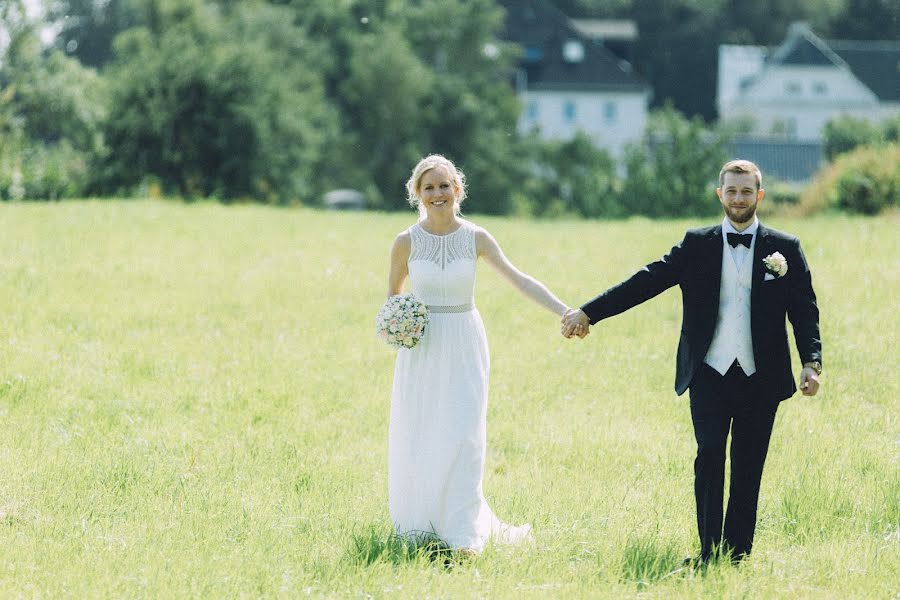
top-left (388, 220), bottom-right (531, 551)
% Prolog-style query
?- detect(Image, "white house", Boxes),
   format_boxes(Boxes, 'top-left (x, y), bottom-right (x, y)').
top-left (718, 22), bottom-right (900, 142)
top-left (499, 1), bottom-right (651, 160)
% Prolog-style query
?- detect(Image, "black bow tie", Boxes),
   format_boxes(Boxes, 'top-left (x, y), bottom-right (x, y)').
top-left (727, 232), bottom-right (753, 248)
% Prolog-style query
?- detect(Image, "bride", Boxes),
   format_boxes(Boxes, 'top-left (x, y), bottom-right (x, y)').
top-left (385, 154), bottom-right (583, 556)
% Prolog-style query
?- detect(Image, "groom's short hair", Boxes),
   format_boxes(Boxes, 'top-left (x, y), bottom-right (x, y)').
top-left (719, 159), bottom-right (762, 190)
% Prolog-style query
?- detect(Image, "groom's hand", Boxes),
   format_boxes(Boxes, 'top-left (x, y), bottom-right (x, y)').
top-left (799, 367), bottom-right (820, 396)
top-left (561, 309), bottom-right (590, 339)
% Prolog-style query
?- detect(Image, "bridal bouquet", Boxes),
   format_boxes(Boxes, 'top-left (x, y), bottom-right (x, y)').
top-left (376, 293), bottom-right (429, 349)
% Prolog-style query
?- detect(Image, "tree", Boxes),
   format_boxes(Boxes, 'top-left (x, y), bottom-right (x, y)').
top-left (829, 0), bottom-right (899, 40)
top-left (47, 0), bottom-right (146, 68)
top-left (525, 132), bottom-right (619, 217)
top-left (337, 25), bottom-right (434, 210)
top-left (720, 0), bottom-right (840, 45)
top-left (402, 0), bottom-right (524, 214)
top-left (1, 13), bottom-right (103, 200)
top-left (620, 106), bottom-right (731, 217)
top-left (288, 0), bottom-right (524, 212)
top-left (627, 0), bottom-right (724, 120)
top-left (100, 0), bottom-right (339, 202)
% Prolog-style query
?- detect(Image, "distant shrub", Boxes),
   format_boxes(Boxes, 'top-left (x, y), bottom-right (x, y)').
top-left (0, 140), bottom-right (91, 201)
top-left (764, 182), bottom-right (801, 206)
top-left (823, 116), bottom-right (883, 161)
top-left (823, 114), bottom-right (900, 161)
top-left (799, 144), bottom-right (899, 215)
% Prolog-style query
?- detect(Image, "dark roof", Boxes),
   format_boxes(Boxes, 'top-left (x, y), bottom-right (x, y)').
top-left (829, 40), bottom-right (900, 101)
top-left (497, 0), bottom-right (648, 93)
top-left (767, 23), bottom-right (847, 69)
top-left (762, 23), bottom-right (900, 102)
top-left (779, 36), bottom-right (839, 66)
top-left (730, 138), bottom-right (824, 183)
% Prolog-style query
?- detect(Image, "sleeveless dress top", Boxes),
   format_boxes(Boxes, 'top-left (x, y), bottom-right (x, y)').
top-left (387, 220), bottom-right (531, 550)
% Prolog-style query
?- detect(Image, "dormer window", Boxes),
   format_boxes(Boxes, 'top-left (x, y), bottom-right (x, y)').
top-left (562, 40), bottom-right (585, 63)
top-left (785, 81), bottom-right (802, 95)
top-left (813, 82), bottom-right (828, 96)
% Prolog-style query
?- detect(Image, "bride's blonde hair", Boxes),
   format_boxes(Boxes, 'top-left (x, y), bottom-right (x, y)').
top-left (405, 154), bottom-right (467, 217)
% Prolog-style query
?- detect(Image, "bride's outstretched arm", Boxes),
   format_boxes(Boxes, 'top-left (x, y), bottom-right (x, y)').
top-left (475, 228), bottom-right (569, 317)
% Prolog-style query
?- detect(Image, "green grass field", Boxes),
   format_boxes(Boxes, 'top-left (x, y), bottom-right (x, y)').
top-left (0, 201), bottom-right (897, 598)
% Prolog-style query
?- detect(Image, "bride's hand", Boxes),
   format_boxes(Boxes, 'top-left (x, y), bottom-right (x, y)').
top-left (561, 308), bottom-right (590, 338)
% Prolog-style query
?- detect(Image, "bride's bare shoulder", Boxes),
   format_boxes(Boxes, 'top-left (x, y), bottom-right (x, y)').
top-left (467, 223), bottom-right (499, 256)
top-left (391, 228), bottom-right (412, 255)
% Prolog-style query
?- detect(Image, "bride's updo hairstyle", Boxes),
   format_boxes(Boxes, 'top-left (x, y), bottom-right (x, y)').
top-left (406, 154), bottom-right (467, 217)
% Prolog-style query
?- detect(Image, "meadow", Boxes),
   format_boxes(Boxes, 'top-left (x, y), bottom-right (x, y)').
top-left (0, 201), bottom-right (896, 598)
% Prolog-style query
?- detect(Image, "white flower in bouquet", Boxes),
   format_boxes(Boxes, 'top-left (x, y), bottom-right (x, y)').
top-left (376, 293), bottom-right (429, 349)
top-left (763, 252), bottom-right (788, 277)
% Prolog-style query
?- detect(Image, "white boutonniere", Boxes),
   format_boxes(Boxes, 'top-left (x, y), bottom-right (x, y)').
top-left (763, 252), bottom-right (788, 277)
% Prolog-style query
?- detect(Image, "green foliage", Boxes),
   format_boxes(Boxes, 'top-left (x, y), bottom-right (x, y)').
top-left (48, 0), bottom-right (147, 68)
top-left (822, 115), bottom-right (886, 161)
top-left (0, 140), bottom-right (91, 201)
top-left (337, 25), bottom-right (434, 210)
top-left (829, 146), bottom-right (899, 215)
top-left (620, 106), bottom-right (731, 217)
top-left (522, 132), bottom-right (620, 218)
top-left (628, 0), bottom-right (723, 120)
top-left (10, 0), bottom-right (895, 210)
top-left (0, 23), bottom-right (105, 200)
top-left (799, 144), bottom-right (899, 215)
top-left (829, 0), bottom-right (900, 39)
top-left (100, 0), bottom-right (339, 202)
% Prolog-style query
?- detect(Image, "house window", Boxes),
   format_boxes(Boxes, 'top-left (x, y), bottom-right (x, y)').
top-left (563, 101), bottom-right (576, 123)
top-left (524, 46), bottom-right (543, 63)
top-left (562, 40), bottom-right (585, 63)
top-left (527, 101), bottom-right (539, 121)
top-left (604, 101), bottom-right (617, 124)
top-left (813, 82), bottom-right (828, 95)
top-left (785, 81), bottom-right (802, 95)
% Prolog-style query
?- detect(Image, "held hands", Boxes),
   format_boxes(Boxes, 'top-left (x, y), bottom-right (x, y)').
top-left (799, 367), bottom-right (820, 396)
top-left (561, 308), bottom-right (590, 339)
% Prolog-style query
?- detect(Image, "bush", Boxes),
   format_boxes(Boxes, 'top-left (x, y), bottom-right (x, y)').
top-left (619, 106), bottom-right (731, 218)
top-left (798, 144), bottom-right (899, 215)
top-left (823, 115), bottom-right (899, 161)
top-left (0, 139), bottom-right (90, 201)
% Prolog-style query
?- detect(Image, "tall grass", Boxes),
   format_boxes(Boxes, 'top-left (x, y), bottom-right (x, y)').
top-left (0, 201), bottom-right (896, 598)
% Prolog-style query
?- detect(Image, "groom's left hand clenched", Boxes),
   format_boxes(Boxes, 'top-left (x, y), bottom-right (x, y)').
top-left (799, 367), bottom-right (820, 396)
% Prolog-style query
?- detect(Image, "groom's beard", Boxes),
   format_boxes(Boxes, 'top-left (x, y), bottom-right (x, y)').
top-left (724, 202), bottom-right (757, 224)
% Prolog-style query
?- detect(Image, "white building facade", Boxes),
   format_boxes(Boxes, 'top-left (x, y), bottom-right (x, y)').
top-left (500, 1), bottom-right (651, 160)
top-left (718, 23), bottom-right (900, 142)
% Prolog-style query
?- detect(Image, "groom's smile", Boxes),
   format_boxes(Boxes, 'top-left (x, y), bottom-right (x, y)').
top-left (717, 171), bottom-right (764, 229)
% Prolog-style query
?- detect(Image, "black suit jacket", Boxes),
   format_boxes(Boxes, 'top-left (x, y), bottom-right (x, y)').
top-left (581, 223), bottom-right (821, 402)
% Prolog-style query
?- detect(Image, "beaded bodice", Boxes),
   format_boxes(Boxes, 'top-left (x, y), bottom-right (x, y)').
top-left (407, 221), bottom-right (477, 306)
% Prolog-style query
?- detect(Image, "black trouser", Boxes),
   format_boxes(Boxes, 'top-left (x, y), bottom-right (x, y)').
top-left (688, 361), bottom-right (778, 560)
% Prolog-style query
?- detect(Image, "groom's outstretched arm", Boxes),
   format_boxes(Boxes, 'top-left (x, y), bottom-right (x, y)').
top-left (580, 234), bottom-right (690, 325)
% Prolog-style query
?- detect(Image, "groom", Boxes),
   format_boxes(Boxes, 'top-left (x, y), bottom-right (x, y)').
top-left (563, 159), bottom-right (822, 564)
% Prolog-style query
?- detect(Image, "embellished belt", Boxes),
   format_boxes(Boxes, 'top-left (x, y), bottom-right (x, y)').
top-left (427, 303), bottom-right (474, 313)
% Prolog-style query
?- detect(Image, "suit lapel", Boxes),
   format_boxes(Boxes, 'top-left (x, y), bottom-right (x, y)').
top-left (706, 225), bottom-right (724, 314)
top-left (750, 223), bottom-right (770, 358)
top-left (751, 224), bottom-right (770, 299)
